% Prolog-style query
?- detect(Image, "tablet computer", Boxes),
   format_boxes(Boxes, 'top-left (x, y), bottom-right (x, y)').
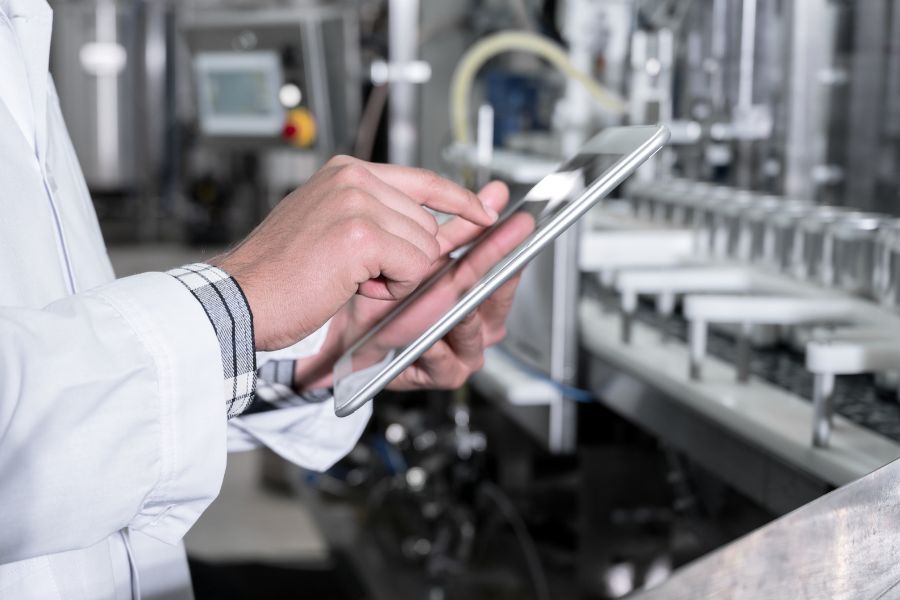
top-left (333, 124), bottom-right (669, 417)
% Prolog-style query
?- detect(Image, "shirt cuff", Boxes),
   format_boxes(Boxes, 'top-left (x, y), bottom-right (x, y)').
top-left (167, 263), bottom-right (257, 418)
top-left (248, 359), bottom-right (333, 415)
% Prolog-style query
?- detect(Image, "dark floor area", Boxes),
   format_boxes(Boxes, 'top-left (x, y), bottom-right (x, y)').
top-left (189, 554), bottom-right (367, 600)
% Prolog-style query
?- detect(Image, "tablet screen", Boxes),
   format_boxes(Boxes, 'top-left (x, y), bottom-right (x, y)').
top-left (333, 125), bottom-right (668, 416)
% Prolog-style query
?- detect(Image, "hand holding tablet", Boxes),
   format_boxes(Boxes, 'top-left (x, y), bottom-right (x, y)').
top-left (334, 182), bottom-right (536, 389)
top-left (334, 125), bottom-right (670, 417)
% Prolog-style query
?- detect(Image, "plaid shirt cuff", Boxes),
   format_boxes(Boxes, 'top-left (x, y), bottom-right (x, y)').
top-left (244, 359), bottom-right (333, 416)
top-left (167, 263), bottom-right (257, 418)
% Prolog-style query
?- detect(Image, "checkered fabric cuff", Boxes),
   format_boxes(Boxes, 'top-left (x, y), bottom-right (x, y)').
top-left (244, 359), bottom-right (333, 416)
top-left (258, 359), bottom-right (295, 388)
top-left (167, 263), bottom-right (257, 418)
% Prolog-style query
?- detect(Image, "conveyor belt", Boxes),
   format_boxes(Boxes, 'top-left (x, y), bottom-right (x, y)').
top-left (630, 301), bottom-right (900, 442)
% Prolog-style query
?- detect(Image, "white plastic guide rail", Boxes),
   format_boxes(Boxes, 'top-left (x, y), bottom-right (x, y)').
top-left (806, 337), bottom-right (900, 448)
top-left (578, 229), bottom-right (698, 271)
top-left (682, 294), bottom-right (900, 448)
top-left (615, 266), bottom-right (757, 343)
top-left (684, 295), bottom-right (867, 378)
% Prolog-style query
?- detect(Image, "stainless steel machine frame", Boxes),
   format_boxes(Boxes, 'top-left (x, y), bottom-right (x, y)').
top-left (50, 0), bottom-right (176, 239)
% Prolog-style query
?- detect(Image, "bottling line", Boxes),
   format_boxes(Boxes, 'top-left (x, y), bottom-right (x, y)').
top-left (434, 1), bottom-right (900, 596)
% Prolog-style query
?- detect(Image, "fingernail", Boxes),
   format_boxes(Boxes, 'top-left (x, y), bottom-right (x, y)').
top-left (485, 206), bottom-right (499, 222)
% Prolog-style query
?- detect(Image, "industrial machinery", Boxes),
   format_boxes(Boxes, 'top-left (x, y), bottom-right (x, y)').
top-left (51, 0), bottom-right (361, 243)
top-left (314, 1), bottom-right (900, 598)
top-left (180, 0), bottom-right (361, 240)
top-left (182, 1), bottom-right (359, 155)
top-left (50, 0), bottom-right (177, 240)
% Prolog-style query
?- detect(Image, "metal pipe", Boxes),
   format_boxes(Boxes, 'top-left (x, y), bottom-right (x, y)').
top-left (388, 0), bottom-right (419, 165)
top-left (95, 0), bottom-right (120, 187)
top-left (785, 0), bottom-right (838, 201)
top-left (812, 372), bottom-right (835, 448)
top-left (738, 0), bottom-right (758, 110)
top-left (689, 319), bottom-right (706, 380)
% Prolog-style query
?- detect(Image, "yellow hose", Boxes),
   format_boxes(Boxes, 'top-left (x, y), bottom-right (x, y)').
top-left (450, 31), bottom-right (627, 144)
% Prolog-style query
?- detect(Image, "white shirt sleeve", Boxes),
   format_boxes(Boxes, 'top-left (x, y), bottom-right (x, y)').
top-left (227, 400), bottom-right (372, 472)
top-left (0, 272), bottom-right (227, 564)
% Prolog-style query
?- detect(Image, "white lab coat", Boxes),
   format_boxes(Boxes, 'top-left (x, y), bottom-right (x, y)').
top-left (0, 1), bottom-right (371, 598)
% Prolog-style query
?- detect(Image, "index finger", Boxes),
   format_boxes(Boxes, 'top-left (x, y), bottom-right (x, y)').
top-left (361, 162), bottom-right (498, 227)
top-left (437, 180), bottom-right (511, 255)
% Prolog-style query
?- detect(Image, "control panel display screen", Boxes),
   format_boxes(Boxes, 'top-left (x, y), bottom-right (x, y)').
top-left (194, 51), bottom-right (285, 136)
top-left (207, 70), bottom-right (273, 116)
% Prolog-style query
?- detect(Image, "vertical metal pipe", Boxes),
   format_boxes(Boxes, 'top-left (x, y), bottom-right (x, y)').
top-left (303, 19), bottom-right (334, 158)
top-left (735, 0), bottom-right (758, 188)
top-left (845, 0), bottom-right (889, 212)
top-left (812, 372), bottom-right (836, 448)
top-left (620, 308), bottom-right (633, 345)
top-left (689, 319), bottom-right (707, 380)
top-left (656, 292), bottom-right (675, 343)
top-left (785, 0), bottom-right (836, 201)
top-left (738, 0), bottom-right (758, 110)
top-left (475, 104), bottom-right (494, 189)
top-left (710, 0), bottom-right (728, 113)
top-left (95, 0), bottom-right (120, 187)
top-left (621, 291), bottom-right (637, 344)
top-left (388, 0), bottom-right (419, 166)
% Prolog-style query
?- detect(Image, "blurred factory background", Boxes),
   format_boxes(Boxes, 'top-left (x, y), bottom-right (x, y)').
top-left (49, 0), bottom-right (900, 598)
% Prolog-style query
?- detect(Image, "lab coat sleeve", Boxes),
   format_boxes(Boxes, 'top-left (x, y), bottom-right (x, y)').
top-left (0, 272), bottom-right (227, 564)
top-left (226, 320), bottom-right (373, 472)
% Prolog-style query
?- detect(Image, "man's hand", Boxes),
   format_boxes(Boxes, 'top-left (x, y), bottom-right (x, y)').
top-left (213, 155), bottom-right (497, 351)
top-left (387, 183), bottom-right (533, 390)
top-left (294, 181), bottom-right (535, 391)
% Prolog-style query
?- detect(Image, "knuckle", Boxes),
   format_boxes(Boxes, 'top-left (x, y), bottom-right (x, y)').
top-left (341, 216), bottom-right (376, 245)
top-left (422, 210), bottom-right (440, 235)
top-left (337, 163), bottom-right (371, 186)
top-left (339, 187), bottom-right (371, 213)
top-left (327, 154), bottom-right (355, 168)
top-left (423, 235), bottom-right (441, 262)
top-left (419, 169), bottom-right (443, 190)
top-left (410, 250), bottom-right (432, 276)
top-left (428, 343), bottom-right (451, 364)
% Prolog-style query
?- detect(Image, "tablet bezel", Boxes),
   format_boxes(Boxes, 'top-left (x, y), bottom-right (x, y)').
top-left (333, 124), bottom-right (670, 417)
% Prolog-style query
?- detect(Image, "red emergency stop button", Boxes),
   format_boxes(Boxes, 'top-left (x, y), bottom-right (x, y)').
top-left (282, 108), bottom-right (316, 147)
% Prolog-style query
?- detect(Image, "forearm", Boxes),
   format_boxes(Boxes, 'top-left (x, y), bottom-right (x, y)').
top-left (0, 273), bottom-right (227, 562)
